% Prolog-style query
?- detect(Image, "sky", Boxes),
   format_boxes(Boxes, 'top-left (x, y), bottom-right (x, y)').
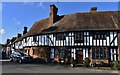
top-left (1, 2), bottom-right (119, 44)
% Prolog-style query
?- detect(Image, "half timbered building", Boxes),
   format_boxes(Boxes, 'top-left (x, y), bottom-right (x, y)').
top-left (6, 4), bottom-right (120, 65)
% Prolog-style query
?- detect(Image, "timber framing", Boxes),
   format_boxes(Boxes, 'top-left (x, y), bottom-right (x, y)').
top-left (6, 4), bottom-right (120, 65)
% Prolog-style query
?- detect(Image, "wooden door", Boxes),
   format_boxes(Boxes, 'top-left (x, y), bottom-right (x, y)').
top-left (76, 50), bottom-right (83, 64)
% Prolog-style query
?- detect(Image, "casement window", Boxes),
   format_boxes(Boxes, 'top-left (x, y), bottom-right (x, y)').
top-left (65, 49), bottom-right (71, 58)
top-left (54, 33), bottom-right (67, 40)
top-left (74, 32), bottom-right (84, 43)
top-left (59, 51), bottom-right (65, 58)
top-left (33, 36), bottom-right (37, 42)
top-left (55, 48), bottom-right (71, 58)
top-left (55, 49), bottom-right (59, 57)
top-left (92, 47), bottom-right (108, 59)
top-left (25, 38), bottom-right (27, 43)
top-left (19, 41), bottom-right (22, 45)
top-left (91, 32), bottom-right (109, 40)
top-left (33, 49), bottom-right (40, 55)
top-left (93, 34), bottom-right (106, 39)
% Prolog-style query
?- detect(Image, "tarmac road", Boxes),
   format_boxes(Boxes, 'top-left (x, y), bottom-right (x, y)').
top-left (1, 59), bottom-right (119, 74)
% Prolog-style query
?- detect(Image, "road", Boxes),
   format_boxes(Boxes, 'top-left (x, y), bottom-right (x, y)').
top-left (1, 59), bottom-right (119, 73)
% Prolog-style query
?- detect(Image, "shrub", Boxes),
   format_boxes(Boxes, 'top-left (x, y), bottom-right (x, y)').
top-left (83, 57), bottom-right (91, 67)
top-left (70, 58), bottom-right (75, 67)
top-left (111, 61), bottom-right (120, 70)
top-left (70, 58), bottom-right (74, 64)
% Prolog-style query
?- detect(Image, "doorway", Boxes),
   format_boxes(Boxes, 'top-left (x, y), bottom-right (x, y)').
top-left (76, 50), bottom-right (83, 64)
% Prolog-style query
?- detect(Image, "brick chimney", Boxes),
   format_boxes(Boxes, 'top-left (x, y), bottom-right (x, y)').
top-left (90, 7), bottom-right (97, 12)
top-left (23, 26), bottom-right (27, 35)
top-left (49, 4), bottom-right (58, 25)
top-left (17, 33), bottom-right (21, 38)
top-left (6, 39), bottom-right (10, 44)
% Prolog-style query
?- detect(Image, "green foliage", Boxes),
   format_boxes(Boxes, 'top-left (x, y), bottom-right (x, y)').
top-left (111, 61), bottom-right (120, 70)
top-left (84, 57), bottom-right (91, 67)
top-left (84, 57), bottom-right (91, 63)
top-left (70, 58), bottom-right (74, 64)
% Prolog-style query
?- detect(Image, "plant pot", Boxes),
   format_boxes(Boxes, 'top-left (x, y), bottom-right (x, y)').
top-left (70, 64), bottom-right (74, 67)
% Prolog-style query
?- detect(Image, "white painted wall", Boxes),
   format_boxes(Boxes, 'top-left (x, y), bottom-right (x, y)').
top-left (14, 31), bottom-right (118, 52)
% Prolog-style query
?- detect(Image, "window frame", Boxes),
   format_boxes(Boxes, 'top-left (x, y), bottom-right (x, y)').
top-left (92, 47), bottom-right (108, 59)
top-left (74, 32), bottom-right (84, 43)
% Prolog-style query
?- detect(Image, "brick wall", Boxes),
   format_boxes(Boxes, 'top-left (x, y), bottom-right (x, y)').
top-left (118, 32), bottom-right (120, 61)
top-left (49, 4), bottom-right (58, 25)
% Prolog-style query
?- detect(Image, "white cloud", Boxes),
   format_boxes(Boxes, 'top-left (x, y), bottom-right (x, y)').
top-left (22, 2), bottom-right (46, 9)
top-left (22, 2), bottom-right (35, 5)
top-left (36, 2), bottom-right (45, 9)
top-left (12, 17), bottom-right (21, 26)
top-left (0, 29), bottom-right (5, 35)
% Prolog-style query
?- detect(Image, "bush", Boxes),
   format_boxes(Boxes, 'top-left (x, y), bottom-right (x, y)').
top-left (70, 58), bottom-right (75, 67)
top-left (111, 61), bottom-right (120, 70)
top-left (70, 58), bottom-right (74, 64)
top-left (83, 57), bottom-right (91, 67)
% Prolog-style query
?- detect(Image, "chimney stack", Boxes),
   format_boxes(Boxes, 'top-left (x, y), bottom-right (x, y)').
top-left (23, 26), bottom-right (27, 35)
top-left (17, 33), bottom-right (21, 38)
top-left (6, 39), bottom-right (10, 44)
top-left (49, 4), bottom-right (58, 25)
top-left (90, 7), bottom-right (97, 12)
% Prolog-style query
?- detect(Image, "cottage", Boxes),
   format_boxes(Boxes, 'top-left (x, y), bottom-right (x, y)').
top-left (6, 4), bottom-right (120, 65)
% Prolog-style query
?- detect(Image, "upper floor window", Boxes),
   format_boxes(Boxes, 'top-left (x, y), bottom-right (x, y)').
top-left (33, 36), bottom-right (37, 42)
top-left (91, 32), bottom-right (109, 40)
top-left (54, 33), bottom-right (68, 40)
top-left (25, 38), bottom-right (27, 43)
top-left (74, 32), bottom-right (84, 43)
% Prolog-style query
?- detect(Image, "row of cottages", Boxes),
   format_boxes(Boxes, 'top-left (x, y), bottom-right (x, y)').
top-left (6, 4), bottom-right (120, 65)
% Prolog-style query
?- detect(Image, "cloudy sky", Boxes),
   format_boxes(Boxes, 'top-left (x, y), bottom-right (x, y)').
top-left (1, 2), bottom-right (119, 44)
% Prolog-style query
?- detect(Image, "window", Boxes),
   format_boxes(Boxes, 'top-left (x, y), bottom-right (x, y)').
top-left (91, 32), bottom-right (109, 40)
top-left (33, 36), bottom-right (37, 42)
top-left (92, 47), bottom-right (108, 59)
top-left (60, 51), bottom-right (65, 58)
top-left (25, 38), bottom-right (27, 43)
top-left (55, 49), bottom-right (59, 57)
top-left (54, 33), bottom-right (67, 40)
top-left (19, 41), bottom-right (22, 45)
top-left (74, 32), bottom-right (83, 43)
top-left (33, 49), bottom-right (40, 55)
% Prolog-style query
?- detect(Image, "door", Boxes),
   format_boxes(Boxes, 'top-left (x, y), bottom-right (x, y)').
top-left (76, 50), bottom-right (83, 64)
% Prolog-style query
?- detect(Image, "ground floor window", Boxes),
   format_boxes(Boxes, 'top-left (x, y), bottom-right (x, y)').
top-left (54, 47), bottom-right (71, 58)
top-left (92, 47), bottom-right (108, 59)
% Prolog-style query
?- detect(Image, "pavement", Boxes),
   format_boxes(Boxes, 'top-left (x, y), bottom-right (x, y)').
top-left (1, 59), bottom-right (120, 74)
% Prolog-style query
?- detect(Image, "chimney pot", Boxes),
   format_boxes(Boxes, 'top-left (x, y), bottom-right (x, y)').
top-left (91, 7), bottom-right (97, 12)
top-left (17, 33), bottom-right (22, 38)
top-left (23, 26), bottom-right (27, 35)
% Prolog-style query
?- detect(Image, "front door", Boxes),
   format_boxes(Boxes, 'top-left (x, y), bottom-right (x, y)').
top-left (76, 50), bottom-right (83, 64)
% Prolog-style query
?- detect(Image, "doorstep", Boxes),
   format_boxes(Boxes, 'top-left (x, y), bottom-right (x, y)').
top-left (75, 64), bottom-right (84, 67)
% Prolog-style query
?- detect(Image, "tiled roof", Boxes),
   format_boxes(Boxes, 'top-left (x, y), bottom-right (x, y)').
top-left (13, 11), bottom-right (120, 43)
top-left (44, 11), bottom-right (119, 32)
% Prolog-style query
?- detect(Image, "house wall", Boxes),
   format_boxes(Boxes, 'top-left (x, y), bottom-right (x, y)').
top-left (46, 31), bottom-right (118, 47)
top-left (16, 31), bottom-right (118, 48)
top-left (27, 47), bottom-right (49, 61)
top-left (118, 32), bottom-right (120, 61)
top-left (13, 31), bottom-right (119, 64)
